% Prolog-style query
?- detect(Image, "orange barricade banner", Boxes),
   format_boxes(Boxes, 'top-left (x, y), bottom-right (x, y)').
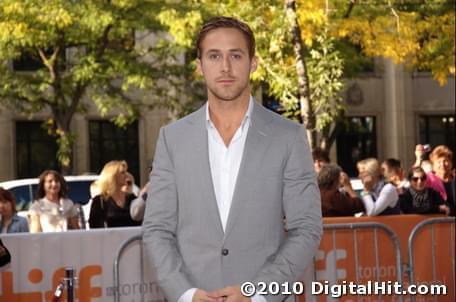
top-left (299, 215), bottom-right (454, 302)
top-left (0, 216), bottom-right (453, 302)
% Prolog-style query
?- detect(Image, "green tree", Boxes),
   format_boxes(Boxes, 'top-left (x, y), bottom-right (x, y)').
top-left (157, 0), bottom-right (454, 151)
top-left (2, 0), bottom-right (453, 168)
top-left (0, 0), bottom-right (184, 174)
top-left (332, 0), bottom-right (455, 85)
top-left (157, 0), bottom-right (345, 149)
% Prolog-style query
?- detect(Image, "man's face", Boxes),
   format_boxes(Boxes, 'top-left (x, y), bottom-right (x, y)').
top-left (381, 162), bottom-right (390, 177)
top-left (197, 27), bottom-right (257, 102)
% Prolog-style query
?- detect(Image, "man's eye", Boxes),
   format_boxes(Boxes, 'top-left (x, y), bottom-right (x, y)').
top-left (231, 54), bottom-right (241, 59)
top-left (209, 54), bottom-right (220, 60)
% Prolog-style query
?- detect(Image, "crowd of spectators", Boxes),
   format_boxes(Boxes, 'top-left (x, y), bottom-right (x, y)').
top-left (314, 144), bottom-right (455, 217)
top-left (0, 143), bottom-right (454, 234)
top-left (0, 160), bottom-right (145, 234)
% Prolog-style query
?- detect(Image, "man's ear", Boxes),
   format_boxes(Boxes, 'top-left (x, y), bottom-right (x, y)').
top-left (250, 56), bottom-right (257, 73)
top-left (196, 58), bottom-right (203, 76)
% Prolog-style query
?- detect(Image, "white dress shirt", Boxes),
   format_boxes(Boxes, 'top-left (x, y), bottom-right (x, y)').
top-left (179, 98), bottom-right (265, 302)
top-left (207, 99), bottom-right (252, 231)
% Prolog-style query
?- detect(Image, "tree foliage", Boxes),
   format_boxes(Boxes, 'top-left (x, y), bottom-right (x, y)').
top-left (1, 0), bottom-right (453, 169)
top-left (332, 0), bottom-right (455, 85)
top-left (157, 0), bottom-right (454, 149)
top-left (157, 0), bottom-right (345, 148)
top-left (0, 0), bottom-right (185, 172)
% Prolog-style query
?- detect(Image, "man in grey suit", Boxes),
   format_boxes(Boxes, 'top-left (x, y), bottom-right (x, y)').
top-left (142, 16), bottom-right (322, 302)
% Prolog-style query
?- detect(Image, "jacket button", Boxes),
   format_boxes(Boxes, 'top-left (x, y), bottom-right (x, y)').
top-left (221, 248), bottom-right (229, 256)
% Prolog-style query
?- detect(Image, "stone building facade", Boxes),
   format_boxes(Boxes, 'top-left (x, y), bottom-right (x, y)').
top-left (0, 58), bottom-right (454, 183)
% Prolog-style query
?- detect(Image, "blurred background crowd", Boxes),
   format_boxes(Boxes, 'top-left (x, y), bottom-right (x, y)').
top-left (0, 142), bottom-right (454, 235)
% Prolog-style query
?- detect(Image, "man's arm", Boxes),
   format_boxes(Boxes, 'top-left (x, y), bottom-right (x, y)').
top-left (130, 197), bottom-right (145, 221)
top-left (142, 128), bottom-right (194, 302)
top-left (252, 126), bottom-right (323, 302)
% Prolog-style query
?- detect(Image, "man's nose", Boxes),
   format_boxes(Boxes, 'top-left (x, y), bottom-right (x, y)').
top-left (221, 56), bottom-right (231, 72)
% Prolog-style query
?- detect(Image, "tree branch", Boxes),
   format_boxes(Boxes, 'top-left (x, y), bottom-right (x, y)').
top-left (95, 24), bottom-right (113, 60)
top-left (344, 0), bottom-right (357, 18)
top-left (285, 0), bottom-right (316, 147)
top-left (388, 0), bottom-right (400, 31)
top-left (38, 48), bottom-right (57, 82)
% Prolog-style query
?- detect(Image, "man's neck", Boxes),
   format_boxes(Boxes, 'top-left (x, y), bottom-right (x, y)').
top-left (208, 96), bottom-right (250, 130)
top-left (208, 95), bottom-right (250, 147)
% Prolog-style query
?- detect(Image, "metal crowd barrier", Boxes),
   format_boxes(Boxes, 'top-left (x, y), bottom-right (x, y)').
top-left (322, 222), bottom-right (404, 302)
top-left (113, 234), bottom-right (144, 302)
top-left (407, 217), bottom-right (456, 302)
top-left (113, 222), bottom-right (403, 302)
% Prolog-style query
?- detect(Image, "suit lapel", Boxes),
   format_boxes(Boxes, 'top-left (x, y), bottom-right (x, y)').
top-left (223, 102), bottom-right (273, 239)
top-left (188, 106), bottom-right (225, 237)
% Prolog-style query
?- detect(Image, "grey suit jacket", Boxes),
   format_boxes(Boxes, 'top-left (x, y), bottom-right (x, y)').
top-left (142, 101), bottom-right (322, 302)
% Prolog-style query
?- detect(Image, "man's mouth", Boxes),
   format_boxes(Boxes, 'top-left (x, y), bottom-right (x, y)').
top-left (217, 78), bottom-right (235, 83)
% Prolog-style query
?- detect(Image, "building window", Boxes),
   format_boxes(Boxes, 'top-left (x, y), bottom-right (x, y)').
top-left (336, 116), bottom-right (377, 177)
top-left (15, 121), bottom-right (59, 178)
top-left (89, 120), bottom-right (140, 182)
top-left (419, 115), bottom-right (455, 153)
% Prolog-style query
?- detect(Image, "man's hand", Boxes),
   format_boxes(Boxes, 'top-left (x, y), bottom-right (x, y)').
top-left (192, 289), bottom-right (219, 302)
top-left (414, 144), bottom-right (425, 167)
top-left (208, 285), bottom-right (251, 302)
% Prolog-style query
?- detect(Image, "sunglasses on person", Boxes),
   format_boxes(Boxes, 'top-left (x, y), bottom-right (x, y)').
top-left (411, 176), bottom-right (426, 182)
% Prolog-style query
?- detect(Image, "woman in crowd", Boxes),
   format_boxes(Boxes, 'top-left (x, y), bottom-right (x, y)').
top-left (0, 187), bottom-right (29, 233)
top-left (399, 167), bottom-right (450, 215)
top-left (318, 164), bottom-right (365, 217)
top-left (357, 158), bottom-right (400, 216)
top-left (29, 170), bottom-right (80, 232)
top-left (121, 172), bottom-right (135, 195)
top-left (425, 145), bottom-right (455, 216)
top-left (89, 160), bottom-right (141, 228)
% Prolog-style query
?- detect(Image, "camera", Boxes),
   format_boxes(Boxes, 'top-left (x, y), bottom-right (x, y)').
top-left (423, 144), bottom-right (431, 153)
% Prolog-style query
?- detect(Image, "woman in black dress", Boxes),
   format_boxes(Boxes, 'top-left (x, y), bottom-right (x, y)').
top-left (89, 160), bottom-right (142, 228)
